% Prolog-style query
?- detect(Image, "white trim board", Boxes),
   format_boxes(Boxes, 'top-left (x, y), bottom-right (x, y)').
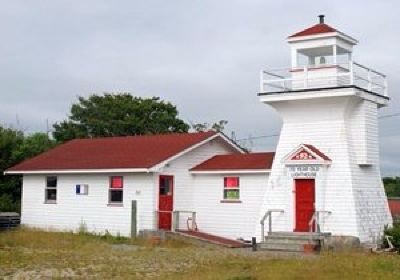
top-left (150, 132), bottom-right (245, 172)
top-left (190, 169), bottom-right (270, 174)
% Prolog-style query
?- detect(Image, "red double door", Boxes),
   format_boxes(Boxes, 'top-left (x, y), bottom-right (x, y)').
top-left (158, 175), bottom-right (174, 230)
top-left (294, 179), bottom-right (315, 232)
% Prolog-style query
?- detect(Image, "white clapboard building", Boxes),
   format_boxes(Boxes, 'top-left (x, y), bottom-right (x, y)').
top-left (6, 16), bottom-right (392, 246)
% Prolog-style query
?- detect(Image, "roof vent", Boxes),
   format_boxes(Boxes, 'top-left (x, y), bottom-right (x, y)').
top-left (318, 15), bottom-right (325, 24)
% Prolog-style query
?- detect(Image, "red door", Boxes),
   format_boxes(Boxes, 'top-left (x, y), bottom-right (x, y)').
top-left (294, 179), bottom-right (315, 232)
top-left (158, 175), bottom-right (173, 230)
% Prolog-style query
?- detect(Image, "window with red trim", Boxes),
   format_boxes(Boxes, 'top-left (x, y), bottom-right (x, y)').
top-left (109, 176), bottom-right (123, 203)
top-left (223, 177), bottom-right (240, 200)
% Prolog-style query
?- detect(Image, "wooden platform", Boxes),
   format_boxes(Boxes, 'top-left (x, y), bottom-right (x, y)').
top-left (176, 230), bottom-right (250, 248)
top-left (0, 212), bottom-right (20, 230)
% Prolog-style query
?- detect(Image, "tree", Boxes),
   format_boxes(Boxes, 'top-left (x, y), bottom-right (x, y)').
top-left (191, 120), bottom-right (228, 132)
top-left (384, 177), bottom-right (400, 197)
top-left (0, 128), bottom-right (55, 212)
top-left (53, 93), bottom-right (190, 142)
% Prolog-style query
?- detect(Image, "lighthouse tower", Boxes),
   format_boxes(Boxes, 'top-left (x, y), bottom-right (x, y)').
top-left (257, 16), bottom-right (392, 244)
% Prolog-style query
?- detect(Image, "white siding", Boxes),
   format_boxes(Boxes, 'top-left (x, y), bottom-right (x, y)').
top-left (158, 137), bottom-right (239, 214)
top-left (347, 99), bottom-right (392, 242)
top-left (21, 173), bottom-right (155, 237)
top-left (193, 173), bottom-right (268, 240)
top-left (20, 136), bottom-right (239, 237)
top-left (257, 94), bottom-right (391, 243)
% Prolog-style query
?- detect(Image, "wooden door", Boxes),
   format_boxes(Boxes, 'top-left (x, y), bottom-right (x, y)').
top-left (158, 175), bottom-right (173, 230)
top-left (294, 179), bottom-right (315, 232)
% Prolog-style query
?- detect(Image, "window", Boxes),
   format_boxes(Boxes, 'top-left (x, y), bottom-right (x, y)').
top-left (223, 177), bottom-right (240, 200)
top-left (159, 176), bottom-right (172, 195)
top-left (109, 176), bottom-right (123, 204)
top-left (45, 176), bottom-right (57, 203)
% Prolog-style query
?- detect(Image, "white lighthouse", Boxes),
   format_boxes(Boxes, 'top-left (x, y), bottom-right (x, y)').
top-left (257, 16), bottom-right (392, 244)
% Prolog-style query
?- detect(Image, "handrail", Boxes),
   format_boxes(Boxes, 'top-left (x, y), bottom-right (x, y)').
top-left (309, 210), bottom-right (332, 233)
top-left (260, 61), bottom-right (387, 96)
top-left (260, 209), bottom-right (284, 242)
top-left (172, 210), bottom-right (197, 232)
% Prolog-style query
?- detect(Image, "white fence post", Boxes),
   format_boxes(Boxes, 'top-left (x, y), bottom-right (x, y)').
top-left (349, 61), bottom-right (354, 85)
top-left (304, 66), bottom-right (308, 88)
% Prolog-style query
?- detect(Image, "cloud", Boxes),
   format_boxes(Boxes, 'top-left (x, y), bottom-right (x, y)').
top-left (0, 0), bottom-right (398, 175)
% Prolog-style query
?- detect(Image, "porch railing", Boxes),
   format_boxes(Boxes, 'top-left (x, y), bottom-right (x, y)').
top-left (260, 209), bottom-right (284, 242)
top-left (172, 210), bottom-right (197, 232)
top-left (155, 210), bottom-right (197, 232)
top-left (309, 210), bottom-right (332, 233)
top-left (260, 61), bottom-right (387, 96)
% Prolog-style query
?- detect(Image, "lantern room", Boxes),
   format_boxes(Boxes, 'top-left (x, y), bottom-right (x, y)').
top-left (259, 15), bottom-right (387, 97)
top-left (288, 15), bottom-right (357, 69)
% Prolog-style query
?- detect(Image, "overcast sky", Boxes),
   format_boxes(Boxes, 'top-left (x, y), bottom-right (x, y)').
top-left (0, 1), bottom-right (399, 175)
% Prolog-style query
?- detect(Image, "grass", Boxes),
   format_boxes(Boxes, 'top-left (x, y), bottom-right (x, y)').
top-left (1, 228), bottom-right (400, 279)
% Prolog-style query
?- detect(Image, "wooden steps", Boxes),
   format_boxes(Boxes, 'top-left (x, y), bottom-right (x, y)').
top-left (0, 212), bottom-right (20, 230)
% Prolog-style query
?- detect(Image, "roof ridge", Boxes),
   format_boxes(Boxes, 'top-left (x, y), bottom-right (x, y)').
top-left (66, 131), bottom-right (216, 142)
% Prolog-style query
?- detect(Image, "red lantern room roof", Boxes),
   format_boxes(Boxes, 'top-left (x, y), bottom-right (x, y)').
top-left (289, 15), bottom-right (341, 38)
top-left (289, 23), bottom-right (337, 38)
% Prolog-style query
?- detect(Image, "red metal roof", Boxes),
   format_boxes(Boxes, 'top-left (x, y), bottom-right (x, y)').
top-left (190, 152), bottom-right (275, 171)
top-left (289, 23), bottom-right (337, 38)
top-left (304, 144), bottom-right (331, 161)
top-left (7, 131), bottom-right (220, 172)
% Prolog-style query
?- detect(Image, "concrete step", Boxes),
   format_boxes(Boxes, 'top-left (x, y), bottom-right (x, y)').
top-left (258, 242), bottom-right (305, 252)
top-left (268, 231), bottom-right (330, 240)
top-left (264, 236), bottom-right (320, 245)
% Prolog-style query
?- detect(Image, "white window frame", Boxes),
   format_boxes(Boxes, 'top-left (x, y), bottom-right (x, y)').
top-left (108, 176), bottom-right (124, 205)
top-left (223, 176), bottom-right (240, 201)
top-left (45, 176), bottom-right (57, 204)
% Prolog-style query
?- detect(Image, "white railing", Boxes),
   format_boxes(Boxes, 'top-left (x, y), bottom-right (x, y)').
top-left (155, 210), bottom-right (197, 232)
top-left (172, 210), bottom-right (197, 232)
top-left (260, 209), bottom-right (284, 242)
top-left (260, 62), bottom-right (387, 97)
top-left (309, 210), bottom-right (332, 233)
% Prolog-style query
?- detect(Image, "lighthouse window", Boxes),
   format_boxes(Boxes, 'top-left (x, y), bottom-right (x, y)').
top-left (223, 177), bottom-right (240, 200)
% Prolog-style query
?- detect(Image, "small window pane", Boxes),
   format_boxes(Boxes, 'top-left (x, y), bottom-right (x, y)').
top-left (46, 189), bottom-right (57, 201)
top-left (47, 176), bottom-right (57, 187)
top-left (160, 177), bottom-right (172, 195)
top-left (111, 176), bottom-right (123, 189)
top-left (224, 189), bottom-right (239, 200)
top-left (224, 177), bottom-right (239, 188)
top-left (110, 190), bottom-right (123, 203)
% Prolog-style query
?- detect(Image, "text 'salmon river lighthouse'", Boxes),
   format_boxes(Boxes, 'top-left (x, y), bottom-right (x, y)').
top-left (257, 16), bottom-right (392, 244)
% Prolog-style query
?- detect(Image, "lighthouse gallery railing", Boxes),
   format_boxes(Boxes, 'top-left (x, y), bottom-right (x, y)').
top-left (260, 62), bottom-right (387, 97)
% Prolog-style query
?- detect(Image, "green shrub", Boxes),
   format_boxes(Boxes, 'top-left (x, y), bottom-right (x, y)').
top-left (0, 194), bottom-right (20, 212)
top-left (383, 224), bottom-right (400, 249)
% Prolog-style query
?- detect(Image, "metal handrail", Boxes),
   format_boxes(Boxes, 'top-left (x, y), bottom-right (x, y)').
top-left (309, 210), bottom-right (332, 233)
top-left (260, 209), bottom-right (284, 242)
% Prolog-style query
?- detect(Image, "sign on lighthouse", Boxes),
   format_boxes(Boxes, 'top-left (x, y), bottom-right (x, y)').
top-left (257, 16), bottom-right (392, 244)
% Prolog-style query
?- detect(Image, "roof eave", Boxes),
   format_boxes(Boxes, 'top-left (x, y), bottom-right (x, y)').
top-left (4, 168), bottom-right (151, 175)
top-left (149, 132), bottom-right (246, 172)
top-left (287, 31), bottom-right (358, 45)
